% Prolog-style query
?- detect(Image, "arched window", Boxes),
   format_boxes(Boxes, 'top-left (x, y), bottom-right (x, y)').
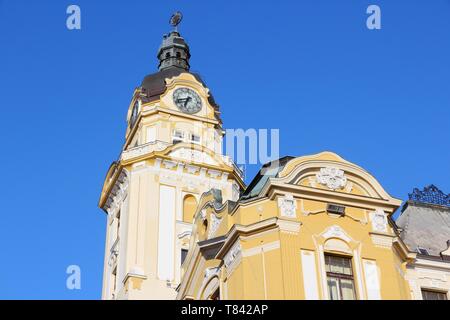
top-left (183, 195), bottom-right (197, 223)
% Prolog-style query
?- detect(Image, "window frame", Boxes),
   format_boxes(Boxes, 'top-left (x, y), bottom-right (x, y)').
top-left (172, 130), bottom-right (185, 144)
top-left (190, 133), bottom-right (201, 144)
top-left (181, 248), bottom-right (188, 266)
top-left (421, 288), bottom-right (448, 300)
top-left (324, 253), bottom-right (357, 300)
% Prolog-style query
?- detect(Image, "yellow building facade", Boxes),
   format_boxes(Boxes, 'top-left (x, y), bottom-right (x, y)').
top-left (98, 14), bottom-right (421, 300)
top-left (177, 152), bottom-right (416, 300)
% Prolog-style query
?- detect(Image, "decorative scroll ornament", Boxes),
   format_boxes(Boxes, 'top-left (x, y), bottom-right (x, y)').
top-left (204, 267), bottom-right (219, 281)
top-left (208, 214), bottom-right (222, 239)
top-left (409, 185), bottom-right (450, 207)
top-left (316, 167), bottom-right (347, 190)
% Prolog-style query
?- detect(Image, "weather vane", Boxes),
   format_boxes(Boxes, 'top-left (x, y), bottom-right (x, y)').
top-left (169, 11), bottom-right (183, 32)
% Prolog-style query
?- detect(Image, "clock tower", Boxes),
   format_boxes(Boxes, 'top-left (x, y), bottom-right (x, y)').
top-left (98, 14), bottom-right (244, 300)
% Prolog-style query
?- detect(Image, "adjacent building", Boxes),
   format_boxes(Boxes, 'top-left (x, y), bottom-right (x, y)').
top-left (397, 185), bottom-right (450, 300)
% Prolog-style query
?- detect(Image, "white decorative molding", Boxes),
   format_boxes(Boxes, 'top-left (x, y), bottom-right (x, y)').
top-left (370, 233), bottom-right (394, 248)
top-left (208, 214), bottom-right (222, 239)
top-left (162, 160), bottom-right (177, 169)
top-left (169, 148), bottom-right (217, 165)
top-left (321, 225), bottom-right (352, 243)
top-left (370, 209), bottom-right (388, 233)
top-left (121, 141), bottom-right (169, 161)
top-left (363, 260), bottom-right (381, 300)
top-left (105, 170), bottom-right (129, 218)
top-left (277, 219), bottom-right (301, 235)
top-left (301, 250), bottom-right (320, 300)
top-left (232, 183), bottom-right (240, 201)
top-left (277, 194), bottom-right (297, 218)
top-left (208, 169), bottom-right (221, 179)
top-left (177, 231), bottom-right (192, 239)
top-left (224, 241), bottom-right (242, 275)
top-left (186, 164), bottom-right (200, 174)
top-left (204, 267), bottom-right (220, 281)
top-left (324, 238), bottom-right (352, 254)
top-left (316, 167), bottom-right (347, 190)
top-left (108, 238), bottom-right (120, 268)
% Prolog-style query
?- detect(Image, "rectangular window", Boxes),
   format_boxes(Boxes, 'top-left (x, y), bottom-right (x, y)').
top-left (181, 249), bottom-right (188, 266)
top-left (417, 247), bottom-right (429, 255)
top-left (172, 130), bottom-right (184, 144)
top-left (325, 254), bottom-right (356, 300)
top-left (421, 289), bottom-right (448, 300)
top-left (190, 133), bottom-right (201, 144)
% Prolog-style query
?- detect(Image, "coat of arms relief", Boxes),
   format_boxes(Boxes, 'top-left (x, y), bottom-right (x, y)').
top-left (316, 167), bottom-right (347, 190)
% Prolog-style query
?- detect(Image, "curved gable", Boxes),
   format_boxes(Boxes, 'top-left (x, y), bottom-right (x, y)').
top-left (278, 152), bottom-right (392, 200)
top-left (275, 151), bottom-right (396, 201)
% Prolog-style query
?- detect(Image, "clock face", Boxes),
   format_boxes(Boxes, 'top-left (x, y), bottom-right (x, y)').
top-left (173, 88), bottom-right (202, 114)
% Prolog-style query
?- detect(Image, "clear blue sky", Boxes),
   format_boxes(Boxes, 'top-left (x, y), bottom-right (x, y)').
top-left (0, 0), bottom-right (449, 299)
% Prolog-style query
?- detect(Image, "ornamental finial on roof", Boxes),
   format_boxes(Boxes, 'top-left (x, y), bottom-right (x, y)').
top-left (169, 11), bottom-right (183, 32)
top-left (408, 185), bottom-right (450, 207)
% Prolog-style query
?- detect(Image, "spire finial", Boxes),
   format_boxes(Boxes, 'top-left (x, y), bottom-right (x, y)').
top-left (157, 12), bottom-right (190, 71)
top-left (169, 11), bottom-right (183, 32)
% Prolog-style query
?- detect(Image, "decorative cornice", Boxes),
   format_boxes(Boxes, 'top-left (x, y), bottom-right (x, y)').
top-left (104, 170), bottom-right (129, 217)
top-left (121, 141), bottom-right (170, 161)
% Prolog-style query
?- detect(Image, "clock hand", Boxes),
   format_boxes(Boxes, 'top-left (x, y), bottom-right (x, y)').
top-left (184, 96), bottom-right (192, 108)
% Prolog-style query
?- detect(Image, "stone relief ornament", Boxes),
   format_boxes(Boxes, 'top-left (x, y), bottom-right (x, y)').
top-left (278, 194), bottom-right (297, 218)
top-left (204, 267), bottom-right (219, 281)
top-left (322, 225), bottom-right (352, 243)
top-left (370, 209), bottom-right (388, 233)
top-left (108, 240), bottom-right (120, 267)
top-left (208, 214), bottom-right (222, 239)
top-left (200, 209), bottom-right (207, 221)
top-left (316, 167), bottom-right (347, 190)
top-left (105, 170), bottom-right (129, 219)
top-left (224, 241), bottom-right (242, 269)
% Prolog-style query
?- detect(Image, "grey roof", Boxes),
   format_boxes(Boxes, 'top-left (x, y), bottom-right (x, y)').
top-left (241, 156), bottom-right (295, 200)
top-left (396, 200), bottom-right (450, 256)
